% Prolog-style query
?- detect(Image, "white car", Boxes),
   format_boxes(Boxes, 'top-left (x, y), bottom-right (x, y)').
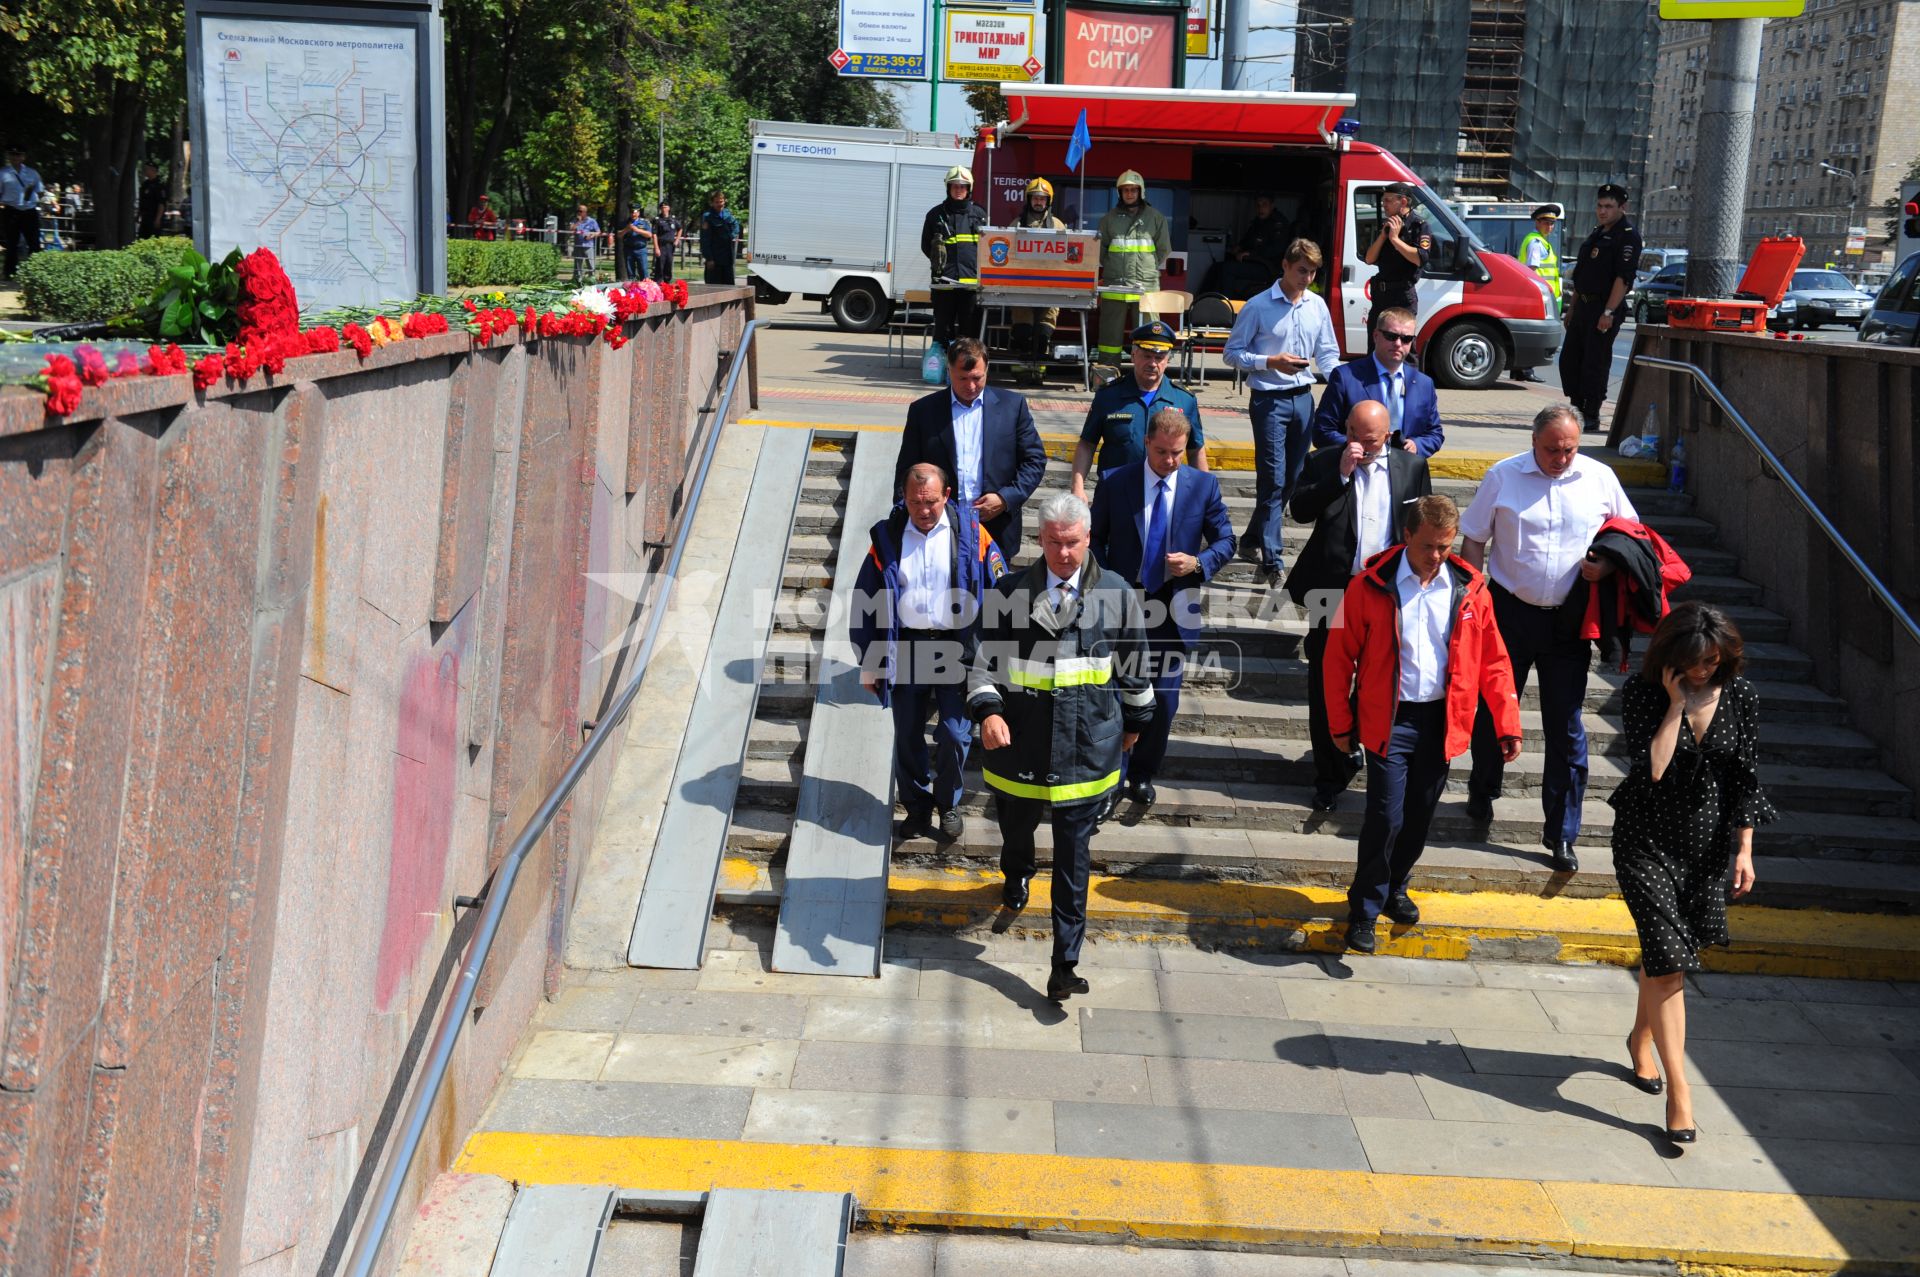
top-left (1769, 268), bottom-right (1878, 330)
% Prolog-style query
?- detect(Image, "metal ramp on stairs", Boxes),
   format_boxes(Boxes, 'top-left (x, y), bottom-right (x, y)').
top-left (484, 1185), bottom-right (853, 1276)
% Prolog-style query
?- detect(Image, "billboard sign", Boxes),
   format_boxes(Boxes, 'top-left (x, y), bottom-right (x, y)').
top-left (1187, 0), bottom-right (1215, 58)
top-left (945, 9), bottom-right (1041, 81)
top-left (1061, 5), bottom-right (1180, 86)
top-left (836, 0), bottom-right (929, 79)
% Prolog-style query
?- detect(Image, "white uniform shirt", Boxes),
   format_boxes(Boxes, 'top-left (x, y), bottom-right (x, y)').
top-left (951, 392), bottom-right (985, 507)
top-left (898, 511), bottom-right (955, 630)
top-left (1395, 555), bottom-right (1453, 703)
top-left (1221, 283), bottom-right (1343, 393)
top-left (1459, 451), bottom-right (1637, 607)
top-left (1349, 450), bottom-right (1394, 574)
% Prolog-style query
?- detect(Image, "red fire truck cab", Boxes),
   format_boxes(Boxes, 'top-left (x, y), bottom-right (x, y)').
top-left (975, 85), bottom-right (1563, 389)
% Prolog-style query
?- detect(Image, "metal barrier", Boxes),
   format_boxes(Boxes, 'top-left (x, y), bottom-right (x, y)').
top-left (335, 319), bottom-right (764, 1277)
top-left (1632, 353), bottom-right (1920, 650)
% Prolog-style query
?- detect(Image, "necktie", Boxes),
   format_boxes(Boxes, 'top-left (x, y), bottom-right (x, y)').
top-left (1052, 581), bottom-right (1075, 614)
top-left (1388, 371), bottom-right (1404, 436)
top-left (1142, 477), bottom-right (1171, 592)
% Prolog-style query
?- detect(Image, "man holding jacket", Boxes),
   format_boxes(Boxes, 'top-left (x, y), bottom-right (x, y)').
top-left (969, 493), bottom-right (1156, 1001)
top-left (852, 463), bottom-right (1007, 842)
top-left (1324, 495), bottom-right (1522, 954)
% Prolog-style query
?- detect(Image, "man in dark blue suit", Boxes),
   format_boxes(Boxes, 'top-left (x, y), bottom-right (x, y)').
top-left (895, 338), bottom-right (1050, 559)
top-left (1089, 407), bottom-right (1236, 810)
top-left (1309, 307), bottom-right (1445, 458)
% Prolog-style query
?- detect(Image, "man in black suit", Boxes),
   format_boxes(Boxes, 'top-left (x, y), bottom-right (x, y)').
top-left (1285, 400), bottom-right (1433, 811)
top-left (895, 338), bottom-right (1049, 559)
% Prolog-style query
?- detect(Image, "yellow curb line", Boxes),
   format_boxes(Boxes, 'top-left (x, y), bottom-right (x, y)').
top-left (455, 1133), bottom-right (1920, 1273)
top-left (739, 421), bottom-right (1666, 485)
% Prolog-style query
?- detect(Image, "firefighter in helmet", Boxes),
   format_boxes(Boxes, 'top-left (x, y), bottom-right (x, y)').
top-left (1009, 177), bottom-right (1069, 365)
top-left (922, 165), bottom-right (988, 346)
top-left (1095, 170), bottom-right (1171, 371)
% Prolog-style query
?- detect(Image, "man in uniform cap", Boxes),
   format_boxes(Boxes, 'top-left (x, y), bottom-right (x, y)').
top-left (1364, 182), bottom-right (1430, 342)
top-left (1071, 319), bottom-right (1207, 499)
top-left (1512, 206), bottom-right (1561, 383)
top-left (1559, 184), bottom-right (1641, 432)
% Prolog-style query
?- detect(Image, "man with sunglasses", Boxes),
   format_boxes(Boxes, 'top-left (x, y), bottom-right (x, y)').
top-left (1309, 307), bottom-right (1444, 458)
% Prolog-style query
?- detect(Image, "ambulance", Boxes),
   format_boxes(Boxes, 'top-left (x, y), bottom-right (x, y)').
top-left (975, 84), bottom-right (1563, 389)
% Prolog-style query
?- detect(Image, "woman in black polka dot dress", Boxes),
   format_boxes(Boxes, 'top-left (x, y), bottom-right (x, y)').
top-left (1610, 602), bottom-right (1776, 1147)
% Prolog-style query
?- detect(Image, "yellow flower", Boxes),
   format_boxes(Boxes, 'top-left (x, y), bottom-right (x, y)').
top-left (369, 316), bottom-right (404, 347)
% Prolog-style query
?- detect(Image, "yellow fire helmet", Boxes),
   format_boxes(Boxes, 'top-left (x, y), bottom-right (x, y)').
top-left (1025, 177), bottom-right (1054, 201)
top-left (945, 165), bottom-right (975, 188)
top-left (1115, 169), bottom-right (1146, 192)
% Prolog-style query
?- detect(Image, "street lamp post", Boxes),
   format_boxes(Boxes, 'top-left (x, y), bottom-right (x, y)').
top-left (655, 79), bottom-right (673, 210)
top-left (1819, 160), bottom-right (1857, 268)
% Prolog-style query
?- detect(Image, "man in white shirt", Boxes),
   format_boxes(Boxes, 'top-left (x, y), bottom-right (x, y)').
top-left (1, 146), bottom-right (46, 281)
top-left (1221, 238), bottom-right (1344, 583)
top-left (1460, 404), bottom-right (1638, 873)
top-left (1323, 496), bottom-right (1521, 954)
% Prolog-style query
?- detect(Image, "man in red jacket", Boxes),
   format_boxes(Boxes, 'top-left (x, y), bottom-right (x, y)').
top-left (1325, 495), bottom-right (1523, 953)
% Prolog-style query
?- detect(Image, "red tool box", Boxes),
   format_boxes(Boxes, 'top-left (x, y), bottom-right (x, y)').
top-left (1663, 236), bottom-right (1804, 332)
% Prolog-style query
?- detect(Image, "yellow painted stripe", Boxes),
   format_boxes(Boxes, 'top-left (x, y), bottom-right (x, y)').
top-left (455, 1133), bottom-right (1920, 1271)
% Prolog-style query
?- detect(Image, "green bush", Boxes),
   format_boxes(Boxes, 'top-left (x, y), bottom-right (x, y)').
top-left (445, 238), bottom-right (562, 287)
top-left (16, 250), bottom-right (162, 323)
top-left (123, 236), bottom-right (197, 273)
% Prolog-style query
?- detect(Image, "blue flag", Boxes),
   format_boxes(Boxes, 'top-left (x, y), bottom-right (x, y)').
top-left (1066, 108), bottom-right (1092, 173)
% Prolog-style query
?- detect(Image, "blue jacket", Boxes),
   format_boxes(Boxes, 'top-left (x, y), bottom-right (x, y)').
top-left (849, 500), bottom-right (1006, 708)
top-left (895, 386), bottom-right (1048, 557)
top-left (1078, 374), bottom-right (1205, 473)
top-left (1310, 355), bottom-right (1445, 457)
top-left (1088, 462), bottom-right (1236, 651)
top-left (699, 207), bottom-right (739, 260)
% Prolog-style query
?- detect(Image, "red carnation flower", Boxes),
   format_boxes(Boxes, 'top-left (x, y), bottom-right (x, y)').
top-left (147, 343), bottom-right (187, 376)
top-left (304, 326), bottom-right (341, 354)
top-left (192, 353), bottom-right (224, 390)
top-left (41, 354), bottom-right (84, 415)
top-left (235, 248), bottom-right (303, 347)
top-left (343, 323), bottom-right (373, 358)
top-left (74, 345), bottom-right (110, 386)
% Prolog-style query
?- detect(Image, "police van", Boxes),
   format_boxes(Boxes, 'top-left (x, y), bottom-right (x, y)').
top-left (975, 85), bottom-right (1564, 389)
top-left (746, 120), bottom-right (974, 332)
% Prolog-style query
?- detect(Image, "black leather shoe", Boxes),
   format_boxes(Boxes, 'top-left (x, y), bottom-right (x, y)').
top-left (1548, 840), bottom-right (1580, 873)
top-left (1046, 963), bottom-right (1090, 1002)
top-left (1626, 1037), bottom-right (1663, 1094)
top-left (1002, 874), bottom-right (1031, 911)
top-left (1465, 794), bottom-right (1494, 825)
top-left (1383, 893), bottom-right (1420, 925)
top-left (1665, 1126), bottom-right (1697, 1146)
top-left (938, 808), bottom-right (964, 841)
top-left (1311, 787), bottom-right (1340, 813)
top-left (1132, 781), bottom-right (1156, 808)
top-left (898, 809), bottom-right (934, 840)
top-left (1095, 789), bottom-right (1122, 826)
top-left (1345, 918), bottom-right (1377, 954)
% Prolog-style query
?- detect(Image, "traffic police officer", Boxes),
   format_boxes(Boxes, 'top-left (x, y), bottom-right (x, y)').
top-left (1070, 319), bottom-right (1207, 499)
top-left (1364, 182), bottom-right (1429, 340)
top-left (1095, 170), bottom-right (1170, 371)
top-left (1512, 206), bottom-right (1561, 382)
top-left (1010, 177), bottom-right (1068, 364)
top-left (923, 166), bottom-right (988, 346)
top-left (1559, 183), bottom-right (1641, 433)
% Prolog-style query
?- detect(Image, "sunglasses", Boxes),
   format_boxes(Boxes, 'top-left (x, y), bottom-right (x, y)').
top-left (1380, 330), bottom-right (1416, 344)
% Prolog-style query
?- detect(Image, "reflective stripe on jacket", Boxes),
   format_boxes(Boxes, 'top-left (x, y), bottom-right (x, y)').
top-left (923, 200), bottom-right (988, 285)
top-left (849, 501), bottom-right (1006, 709)
top-left (1097, 203), bottom-right (1169, 294)
top-left (1520, 232), bottom-right (1561, 300)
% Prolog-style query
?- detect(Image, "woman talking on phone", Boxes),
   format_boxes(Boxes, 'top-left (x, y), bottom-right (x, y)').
top-left (1611, 602), bottom-right (1776, 1149)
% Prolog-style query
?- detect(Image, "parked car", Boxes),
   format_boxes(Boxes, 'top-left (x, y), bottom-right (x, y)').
top-left (1635, 247), bottom-right (1687, 288)
top-left (1630, 262), bottom-right (1689, 325)
top-left (1768, 268), bottom-right (1877, 330)
top-left (1857, 253), bottom-right (1920, 347)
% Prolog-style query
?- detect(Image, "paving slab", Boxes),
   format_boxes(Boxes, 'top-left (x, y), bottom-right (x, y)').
top-left (840, 1233), bottom-right (935, 1277)
top-left (1530, 990), bottom-right (1828, 1043)
top-left (1352, 1115), bottom-right (1674, 1187)
top-left (889, 1235), bottom-right (1345, 1276)
top-left (1079, 1008), bottom-right (1334, 1067)
top-left (1320, 1024), bottom-right (1472, 1075)
top-left (602, 1033), bottom-right (799, 1087)
top-left (1153, 970), bottom-right (1295, 1018)
top-left (479, 1078), bottom-right (749, 1140)
top-left (621, 989), bottom-right (811, 1039)
top-left (1154, 948), bottom-right (1333, 978)
top-left (1795, 1000), bottom-right (1920, 1048)
top-left (1142, 1055), bottom-right (1350, 1115)
top-left (918, 957), bottom-right (1161, 1010)
top-left (743, 1088), bottom-right (1056, 1155)
top-left (884, 930), bottom-right (1170, 969)
top-left (695, 948), bottom-right (922, 998)
top-left (790, 1038), bottom-right (1153, 1105)
top-left (1684, 1038), bottom-right (1920, 1095)
top-left (1662, 1129), bottom-right (1920, 1199)
top-left (1469, 962), bottom-right (1639, 993)
top-left (1337, 1070), bottom-right (1434, 1121)
top-left (532, 984), bottom-right (641, 1033)
top-left (1281, 982), bottom-right (1556, 1034)
top-left (1410, 1073), bottom-right (1634, 1129)
top-left (803, 994), bottom-right (1082, 1052)
top-left (592, 1220), bottom-right (693, 1277)
top-left (1689, 971), bottom-right (1914, 1006)
top-left (1055, 1101), bottom-right (1369, 1172)
top-left (1683, 1081), bottom-right (1920, 1144)
top-left (514, 1030), bottom-right (617, 1082)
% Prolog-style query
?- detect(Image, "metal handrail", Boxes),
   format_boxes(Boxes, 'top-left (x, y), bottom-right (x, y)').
top-left (338, 318), bottom-right (764, 1277)
top-left (1631, 354), bottom-right (1920, 650)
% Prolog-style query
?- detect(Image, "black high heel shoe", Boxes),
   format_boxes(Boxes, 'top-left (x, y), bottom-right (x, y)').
top-left (1665, 1126), bottom-right (1697, 1145)
top-left (1626, 1037), bottom-right (1663, 1094)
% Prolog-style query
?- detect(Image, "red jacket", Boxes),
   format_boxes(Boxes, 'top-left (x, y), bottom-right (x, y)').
top-left (1324, 546), bottom-right (1522, 759)
top-left (1575, 516), bottom-right (1692, 670)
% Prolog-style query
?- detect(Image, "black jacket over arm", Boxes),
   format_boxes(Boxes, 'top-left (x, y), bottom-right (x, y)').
top-left (1283, 446), bottom-right (1432, 609)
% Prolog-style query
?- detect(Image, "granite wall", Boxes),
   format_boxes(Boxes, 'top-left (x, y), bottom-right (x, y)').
top-left (1612, 328), bottom-right (1920, 794)
top-left (0, 287), bottom-right (754, 1276)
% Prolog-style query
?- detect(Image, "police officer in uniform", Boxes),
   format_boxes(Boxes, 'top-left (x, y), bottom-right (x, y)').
top-left (1512, 206), bottom-right (1561, 382)
top-left (1364, 182), bottom-right (1429, 341)
top-left (1096, 170), bottom-right (1171, 372)
top-left (923, 166), bottom-right (988, 347)
top-left (1010, 177), bottom-right (1068, 364)
top-left (1559, 184), bottom-right (1641, 433)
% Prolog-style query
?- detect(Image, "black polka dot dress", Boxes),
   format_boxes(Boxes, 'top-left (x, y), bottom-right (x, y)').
top-left (1610, 676), bottom-right (1777, 976)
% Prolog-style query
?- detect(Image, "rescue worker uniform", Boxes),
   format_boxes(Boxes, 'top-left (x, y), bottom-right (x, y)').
top-left (968, 555), bottom-right (1155, 997)
top-left (923, 166), bottom-right (987, 346)
top-left (1366, 200), bottom-right (1429, 340)
top-left (1011, 178), bottom-right (1069, 360)
top-left (1512, 208), bottom-right (1560, 382)
top-left (1096, 172), bottom-right (1170, 368)
top-left (1559, 188), bottom-right (1641, 430)
top-left (1077, 368), bottom-right (1204, 475)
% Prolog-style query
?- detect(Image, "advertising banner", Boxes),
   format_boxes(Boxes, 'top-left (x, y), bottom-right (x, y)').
top-left (835, 0), bottom-right (929, 79)
top-left (1061, 5), bottom-right (1180, 86)
top-left (944, 9), bottom-right (1041, 81)
top-left (1187, 0), bottom-right (1215, 58)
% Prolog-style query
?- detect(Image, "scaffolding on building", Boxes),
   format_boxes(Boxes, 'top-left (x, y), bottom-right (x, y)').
top-left (1459, 0), bottom-right (1525, 193)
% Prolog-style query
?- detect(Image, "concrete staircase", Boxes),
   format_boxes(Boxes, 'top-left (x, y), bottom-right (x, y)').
top-left (724, 440), bottom-right (1920, 940)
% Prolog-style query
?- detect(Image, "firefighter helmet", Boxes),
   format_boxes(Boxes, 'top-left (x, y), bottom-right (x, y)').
top-left (1115, 169), bottom-right (1146, 191)
top-left (1025, 177), bottom-right (1054, 201)
top-left (945, 165), bottom-right (975, 188)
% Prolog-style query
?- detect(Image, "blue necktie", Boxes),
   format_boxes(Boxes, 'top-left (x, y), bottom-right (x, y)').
top-left (1387, 371), bottom-right (1404, 436)
top-left (1142, 477), bottom-right (1171, 592)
